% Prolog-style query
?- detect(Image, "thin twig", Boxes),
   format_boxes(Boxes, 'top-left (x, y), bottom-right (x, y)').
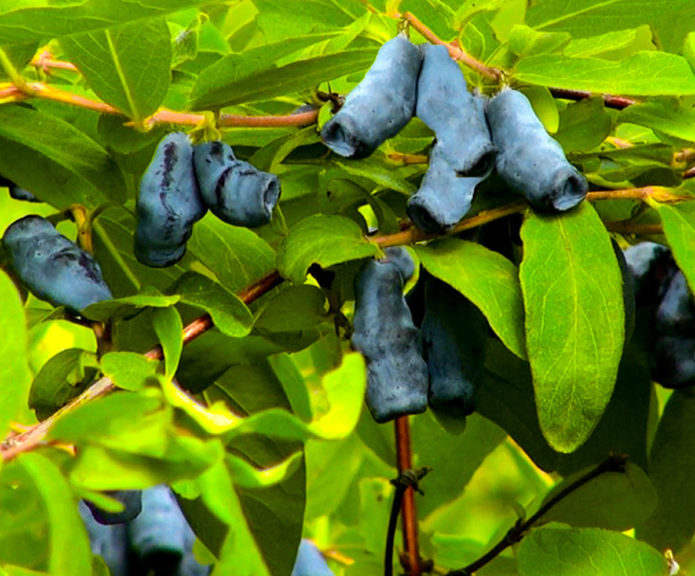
top-left (446, 455), bottom-right (629, 576)
top-left (0, 81), bottom-right (319, 128)
top-left (395, 416), bottom-right (422, 576)
top-left (0, 271), bottom-right (282, 462)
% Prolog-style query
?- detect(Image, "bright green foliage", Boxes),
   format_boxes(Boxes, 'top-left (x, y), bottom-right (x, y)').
top-left (520, 204), bottom-right (624, 452)
top-left (518, 524), bottom-right (669, 576)
top-left (0, 1), bottom-right (694, 575)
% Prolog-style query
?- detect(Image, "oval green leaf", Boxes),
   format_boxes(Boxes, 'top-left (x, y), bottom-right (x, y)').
top-left (519, 203), bottom-right (624, 453)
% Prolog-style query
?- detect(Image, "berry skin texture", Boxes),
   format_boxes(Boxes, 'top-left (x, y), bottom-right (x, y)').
top-left (351, 260), bottom-right (429, 423)
top-left (407, 143), bottom-right (486, 234)
top-left (486, 88), bottom-right (588, 212)
top-left (135, 132), bottom-right (207, 267)
top-left (652, 335), bottom-right (695, 389)
top-left (382, 246), bottom-right (416, 283)
top-left (84, 490), bottom-right (143, 525)
top-left (79, 502), bottom-right (129, 576)
top-left (421, 276), bottom-right (487, 420)
top-left (416, 44), bottom-right (495, 176)
top-left (3, 215), bottom-right (113, 313)
top-left (655, 271), bottom-right (695, 337)
top-left (127, 485), bottom-right (188, 574)
top-left (193, 141), bottom-right (281, 228)
top-left (291, 540), bottom-right (335, 576)
top-left (320, 34), bottom-right (421, 158)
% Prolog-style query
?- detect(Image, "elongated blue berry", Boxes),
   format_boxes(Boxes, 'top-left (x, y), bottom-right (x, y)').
top-left (422, 276), bottom-right (487, 420)
top-left (352, 259), bottom-right (428, 422)
top-left (407, 144), bottom-right (485, 233)
top-left (416, 44), bottom-right (495, 176)
top-left (321, 35), bottom-right (421, 158)
top-left (486, 89), bottom-right (587, 211)
top-left (3, 215), bottom-right (112, 313)
top-left (193, 141), bottom-right (280, 227)
top-left (291, 540), bottom-right (335, 576)
top-left (135, 132), bottom-right (207, 267)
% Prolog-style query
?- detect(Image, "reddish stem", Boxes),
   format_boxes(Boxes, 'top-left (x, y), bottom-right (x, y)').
top-left (395, 416), bottom-right (421, 576)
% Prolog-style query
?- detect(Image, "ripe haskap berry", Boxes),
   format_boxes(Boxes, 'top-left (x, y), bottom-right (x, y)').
top-left (352, 259), bottom-right (428, 423)
top-left (486, 89), bottom-right (588, 212)
top-left (193, 141), bottom-right (281, 227)
top-left (291, 540), bottom-right (335, 576)
top-left (84, 490), bottom-right (143, 525)
top-left (655, 271), bottom-right (695, 337)
top-left (421, 276), bottom-right (487, 421)
top-left (416, 44), bottom-right (495, 176)
top-left (135, 132), bottom-right (207, 267)
top-left (127, 485), bottom-right (188, 574)
top-left (3, 215), bottom-right (113, 313)
top-left (320, 34), bottom-right (421, 158)
top-left (79, 502), bottom-right (129, 576)
top-left (407, 143), bottom-right (487, 233)
top-left (1, 176), bottom-right (40, 202)
top-left (382, 246), bottom-right (416, 283)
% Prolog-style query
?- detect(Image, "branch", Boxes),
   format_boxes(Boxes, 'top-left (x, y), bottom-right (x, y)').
top-left (371, 185), bottom-right (688, 249)
top-left (394, 416), bottom-right (423, 576)
top-left (399, 12), bottom-right (638, 109)
top-left (0, 81), bottom-right (319, 128)
top-left (447, 455), bottom-right (629, 576)
top-left (0, 271), bottom-right (282, 462)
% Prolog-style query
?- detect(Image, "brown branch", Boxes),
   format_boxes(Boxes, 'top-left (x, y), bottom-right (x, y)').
top-left (447, 455), bottom-right (629, 576)
top-left (605, 222), bottom-right (663, 235)
top-left (401, 12), bottom-right (501, 81)
top-left (0, 81), bottom-right (319, 128)
top-left (399, 12), bottom-right (638, 109)
top-left (548, 87), bottom-right (637, 110)
top-left (395, 416), bottom-right (422, 576)
top-left (0, 271), bottom-right (282, 463)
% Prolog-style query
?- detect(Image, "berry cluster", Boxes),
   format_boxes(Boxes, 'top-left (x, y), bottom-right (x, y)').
top-left (321, 35), bottom-right (588, 233)
top-left (351, 248), bottom-right (487, 425)
top-left (135, 133), bottom-right (281, 268)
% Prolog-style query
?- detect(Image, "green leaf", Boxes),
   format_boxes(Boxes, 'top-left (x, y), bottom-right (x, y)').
top-left (227, 451), bottom-right (303, 489)
top-left (188, 48), bottom-right (378, 109)
top-left (254, 285), bottom-right (327, 334)
top-left (519, 204), bottom-right (625, 453)
top-left (277, 214), bottom-right (379, 284)
top-left (0, 0), bottom-right (205, 45)
top-left (152, 306), bottom-right (183, 382)
top-left (619, 98), bottom-right (695, 142)
top-left (0, 269), bottom-right (31, 438)
top-left (518, 524), bottom-right (668, 576)
top-left (478, 341), bottom-right (652, 475)
top-left (28, 348), bottom-right (99, 420)
top-left (508, 24), bottom-right (570, 57)
top-left (187, 213), bottom-right (276, 293)
top-left (526, 0), bottom-right (695, 53)
top-left (412, 412), bottom-right (506, 519)
top-left (654, 202), bottom-right (695, 294)
top-left (554, 97), bottom-right (613, 153)
top-left (17, 453), bottom-right (92, 576)
top-left (174, 272), bottom-right (254, 338)
top-left (521, 85), bottom-right (559, 133)
top-left (189, 33), bottom-right (339, 109)
top-left (81, 286), bottom-right (179, 322)
top-left (564, 26), bottom-right (655, 59)
top-left (0, 105), bottom-right (125, 208)
top-left (637, 390), bottom-right (695, 552)
top-left (416, 238), bottom-right (526, 359)
top-left (333, 159), bottom-right (417, 195)
top-left (61, 19), bottom-right (171, 122)
top-left (539, 462), bottom-right (656, 531)
top-left (100, 351), bottom-right (158, 391)
top-left (514, 52), bottom-right (695, 95)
